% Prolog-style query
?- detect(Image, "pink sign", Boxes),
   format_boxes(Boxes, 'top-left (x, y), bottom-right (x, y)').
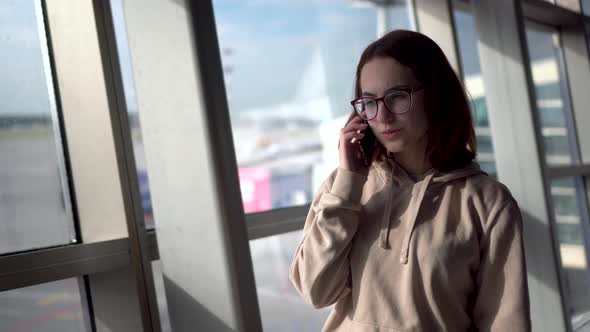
top-left (238, 167), bottom-right (271, 213)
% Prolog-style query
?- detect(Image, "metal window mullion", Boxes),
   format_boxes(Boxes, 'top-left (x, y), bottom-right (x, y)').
top-left (146, 204), bottom-right (310, 254)
top-left (91, 1), bottom-right (161, 331)
top-left (246, 205), bottom-right (309, 240)
top-left (547, 164), bottom-right (590, 178)
top-left (0, 239), bottom-right (130, 292)
top-left (522, 0), bottom-right (585, 27)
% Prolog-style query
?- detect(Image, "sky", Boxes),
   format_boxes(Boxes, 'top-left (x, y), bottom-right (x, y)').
top-left (1, 0), bottom-right (502, 117)
top-left (209, 0), bottom-right (411, 112)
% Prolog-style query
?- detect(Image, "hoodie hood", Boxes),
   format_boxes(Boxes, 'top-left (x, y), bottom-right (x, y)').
top-left (372, 157), bottom-right (486, 264)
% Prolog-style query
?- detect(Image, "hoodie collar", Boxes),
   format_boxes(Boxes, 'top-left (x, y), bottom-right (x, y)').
top-left (372, 156), bottom-right (486, 264)
top-left (372, 155), bottom-right (485, 186)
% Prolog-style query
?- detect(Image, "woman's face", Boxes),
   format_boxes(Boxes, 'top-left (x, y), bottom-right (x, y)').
top-left (359, 57), bottom-right (429, 156)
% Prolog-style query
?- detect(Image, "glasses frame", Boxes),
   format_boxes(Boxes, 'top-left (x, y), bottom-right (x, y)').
top-left (350, 86), bottom-right (424, 120)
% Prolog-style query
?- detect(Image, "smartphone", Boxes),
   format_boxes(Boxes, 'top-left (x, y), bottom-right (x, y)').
top-left (358, 121), bottom-right (376, 167)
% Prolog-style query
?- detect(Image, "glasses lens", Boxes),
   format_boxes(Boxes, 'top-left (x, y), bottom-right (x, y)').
top-left (354, 98), bottom-right (376, 120)
top-left (384, 91), bottom-right (411, 113)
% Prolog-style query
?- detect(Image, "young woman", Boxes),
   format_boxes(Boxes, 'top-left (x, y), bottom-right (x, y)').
top-left (290, 30), bottom-right (531, 331)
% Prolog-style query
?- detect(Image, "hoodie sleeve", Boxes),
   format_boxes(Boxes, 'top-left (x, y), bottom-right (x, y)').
top-left (289, 168), bottom-right (367, 309)
top-left (473, 199), bottom-right (532, 332)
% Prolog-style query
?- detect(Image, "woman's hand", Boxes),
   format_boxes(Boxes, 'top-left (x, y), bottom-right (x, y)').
top-left (339, 116), bottom-right (370, 176)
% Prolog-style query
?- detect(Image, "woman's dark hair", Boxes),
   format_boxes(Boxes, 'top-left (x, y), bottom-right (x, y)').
top-left (350, 30), bottom-right (476, 172)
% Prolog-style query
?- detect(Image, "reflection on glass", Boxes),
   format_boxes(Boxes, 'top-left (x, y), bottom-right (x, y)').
top-left (452, 1), bottom-right (497, 175)
top-left (0, 278), bottom-right (89, 332)
top-left (550, 178), bottom-right (590, 327)
top-left (525, 21), bottom-right (578, 166)
top-left (250, 231), bottom-right (330, 331)
top-left (0, 0), bottom-right (75, 252)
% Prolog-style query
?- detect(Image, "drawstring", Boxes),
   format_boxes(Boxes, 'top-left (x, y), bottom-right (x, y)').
top-left (374, 159), bottom-right (484, 263)
top-left (379, 172), bottom-right (395, 249)
top-left (378, 170), bottom-right (435, 253)
top-left (399, 172), bottom-right (434, 264)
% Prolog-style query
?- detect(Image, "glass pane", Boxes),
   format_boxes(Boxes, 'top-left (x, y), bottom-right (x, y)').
top-left (109, 1), bottom-right (415, 226)
top-left (525, 21), bottom-right (579, 166)
top-left (212, 1), bottom-right (414, 213)
top-left (109, 0), bottom-right (155, 228)
top-left (250, 230), bottom-right (330, 331)
top-left (0, 0), bottom-right (76, 252)
top-left (550, 177), bottom-right (590, 327)
top-left (452, 1), bottom-right (497, 175)
top-left (583, 0), bottom-right (590, 15)
top-left (0, 278), bottom-right (89, 332)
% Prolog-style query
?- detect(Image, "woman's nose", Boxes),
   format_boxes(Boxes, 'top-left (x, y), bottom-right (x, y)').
top-left (375, 100), bottom-right (395, 122)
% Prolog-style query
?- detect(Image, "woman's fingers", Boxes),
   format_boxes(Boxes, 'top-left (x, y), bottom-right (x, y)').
top-left (341, 122), bottom-right (367, 135)
top-left (342, 119), bottom-right (367, 144)
top-left (342, 131), bottom-right (364, 142)
top-left (339, 116), bottom-right (370, 174)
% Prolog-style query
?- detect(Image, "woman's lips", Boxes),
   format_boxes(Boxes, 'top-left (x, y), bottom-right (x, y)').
top-left (382, 129), bottom-right (401, 138)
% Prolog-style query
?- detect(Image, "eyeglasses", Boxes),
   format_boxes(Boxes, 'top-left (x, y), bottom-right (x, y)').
top-left (350, 86), bottom-right (424, 121)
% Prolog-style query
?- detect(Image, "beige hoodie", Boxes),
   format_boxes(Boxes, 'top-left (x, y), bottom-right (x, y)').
top-left (290, 157), bottom-right (531, 332)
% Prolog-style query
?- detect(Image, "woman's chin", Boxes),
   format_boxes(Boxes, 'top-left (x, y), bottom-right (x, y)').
top-left (382, 142), bottom-right (405, 154)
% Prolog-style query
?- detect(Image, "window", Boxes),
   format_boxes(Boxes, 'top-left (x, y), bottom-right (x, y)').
top-left (111, 0), bottom-right (416, 228)
top-left (152, 231), bottom-right (332, 331)
top-left (549, 177), bottom-right (590, 325)
top-left (451, 1), bottom-right (497, 175)
top-left (0, 0), bottom-right (76, 253)
top-left (524, 19), bottom-right (590, 329)
top-left (525, 21), bottom-right (579, 166)
top-left (0, 278), bottom-right (90, 332)
top-left (249, 231), bottom-right (330, 331)
top-left (210, 0), bottom-right (414, 327)
top-left (212, 0), bottom-right (414, 213)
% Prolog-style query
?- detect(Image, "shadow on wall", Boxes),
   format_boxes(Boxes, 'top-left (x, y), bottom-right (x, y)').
top-left (163, 275), bottom-right (236, 332)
